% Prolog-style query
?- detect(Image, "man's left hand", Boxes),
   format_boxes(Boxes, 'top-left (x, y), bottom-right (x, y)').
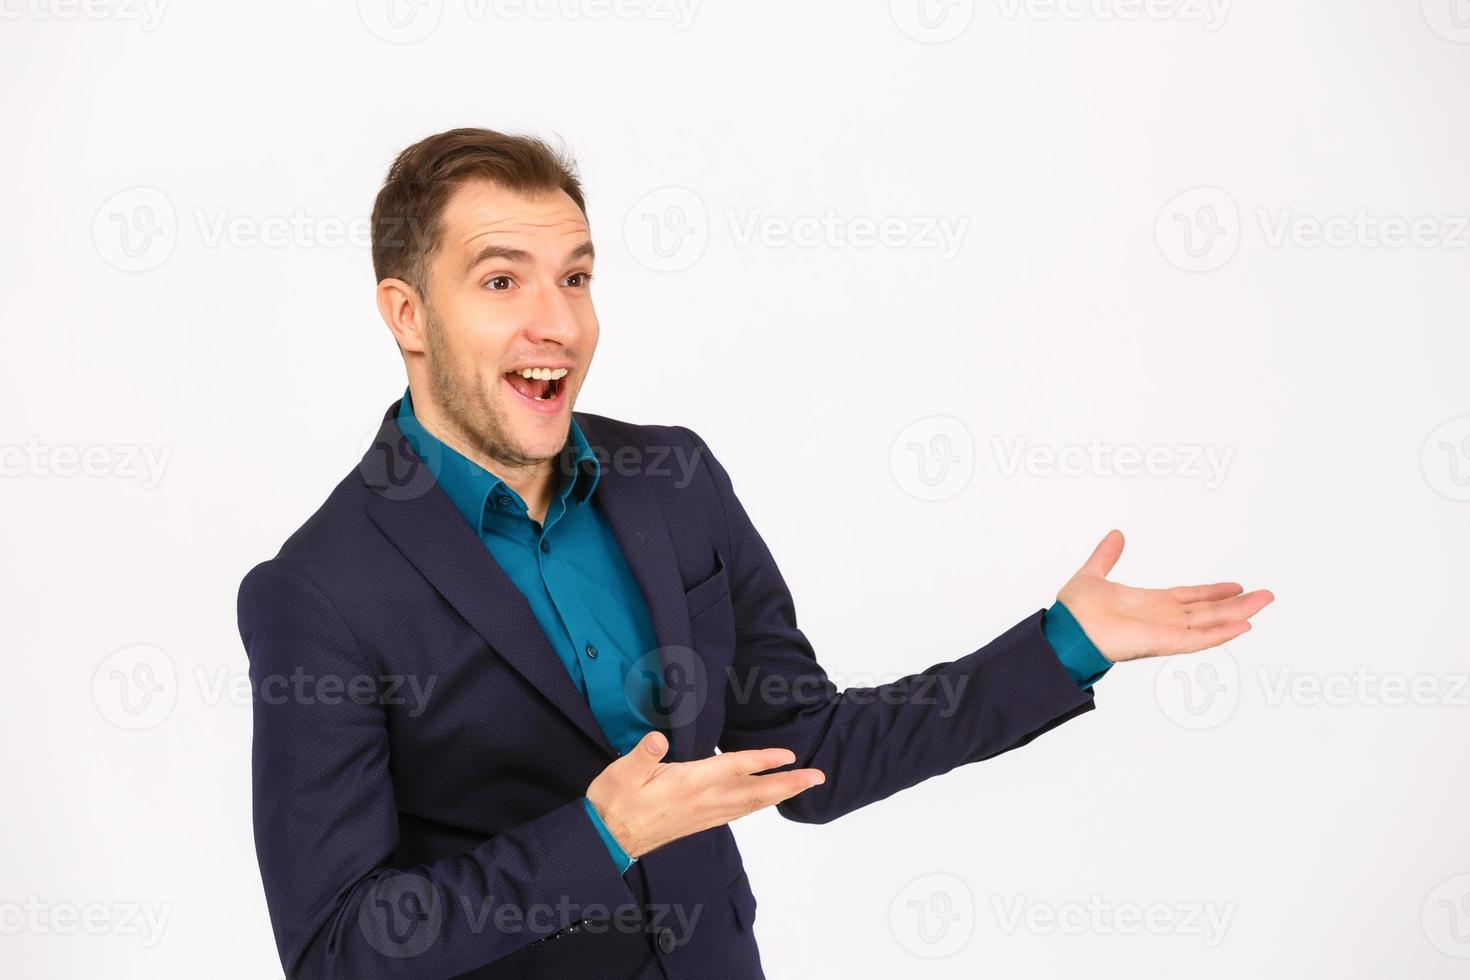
top-left (1058, 529), bottom-right (1274, 664)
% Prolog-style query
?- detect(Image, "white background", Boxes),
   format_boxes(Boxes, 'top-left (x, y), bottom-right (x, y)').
top-left (3, 1), bottom-right (1469, 977)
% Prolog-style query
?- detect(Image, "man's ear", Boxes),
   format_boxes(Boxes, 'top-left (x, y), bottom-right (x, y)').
top-left (377, 277), bottom-right (428, 354)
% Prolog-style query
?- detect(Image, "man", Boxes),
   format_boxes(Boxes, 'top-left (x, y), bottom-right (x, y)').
top-left (236, 128), bottom-right (1273, 980)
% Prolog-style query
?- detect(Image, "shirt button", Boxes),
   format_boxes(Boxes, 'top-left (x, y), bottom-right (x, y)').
top-left (494, 494), bottom-right (511, 509)
top-left (540, 539), bottom-right (551, 554)
top-left (657, 927), bottom-right (676, 954)
top-left (585, 643), bottom-right (598, 660)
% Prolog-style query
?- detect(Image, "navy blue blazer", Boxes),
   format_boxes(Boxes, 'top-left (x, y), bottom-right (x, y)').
top-left (236, 399), bottom-right (1096, 979)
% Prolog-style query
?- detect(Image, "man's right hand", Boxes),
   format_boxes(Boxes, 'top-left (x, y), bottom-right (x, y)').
top-left (584, 731), bottom-right (825, 859)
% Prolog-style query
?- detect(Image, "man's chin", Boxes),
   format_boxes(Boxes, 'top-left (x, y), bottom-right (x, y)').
top-left (498, 415), bottom-right (573, 463)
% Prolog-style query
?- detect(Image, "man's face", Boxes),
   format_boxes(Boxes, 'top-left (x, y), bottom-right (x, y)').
top-left (418, 180), bottom-right (598, 468)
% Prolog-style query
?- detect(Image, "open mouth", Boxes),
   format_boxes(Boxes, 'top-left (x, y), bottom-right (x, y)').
top-left (503, 366), bottom-right (569, 413)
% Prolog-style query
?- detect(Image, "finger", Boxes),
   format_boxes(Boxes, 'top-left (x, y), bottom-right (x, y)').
top-left (1177, 589), bottom-right (1275, 629)
top-left (1078, 529), bottom-right (1125, 579)
top-left (1166, 582), bottom-right (1243, 603)
top-left (708, 747), bottom-right (799, 779)
top-left (721, 768), bottom-right (826, 817)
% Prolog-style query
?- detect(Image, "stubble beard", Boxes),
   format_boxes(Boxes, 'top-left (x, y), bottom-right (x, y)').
top-left (423, 307), bottom-right (564, 470)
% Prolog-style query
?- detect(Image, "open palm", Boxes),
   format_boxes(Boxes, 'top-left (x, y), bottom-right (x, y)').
top-left (1057, 530), bottom-right (1274, 663)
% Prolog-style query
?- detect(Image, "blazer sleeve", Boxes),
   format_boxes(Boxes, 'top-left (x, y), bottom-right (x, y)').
top-left (676, 427), bottom-right (1098, 826)
top-left (237, 558), bottom-right (637, 979)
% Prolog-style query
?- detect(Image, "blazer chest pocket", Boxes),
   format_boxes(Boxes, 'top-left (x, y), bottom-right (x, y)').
top-left (682, 549), bottom-right (731, 622)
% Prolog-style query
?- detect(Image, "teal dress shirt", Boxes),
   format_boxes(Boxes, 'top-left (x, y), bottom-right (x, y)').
top-left (395, 389), bottom-right (1110, 873)
top-left (1043, 599), bottom-right (1112, 689)
top-left (397, 390), bottom-right (656, 873)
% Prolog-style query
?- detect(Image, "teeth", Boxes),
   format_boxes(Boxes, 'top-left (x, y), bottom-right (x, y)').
top-left (515, 367), bottom-right (569, 380)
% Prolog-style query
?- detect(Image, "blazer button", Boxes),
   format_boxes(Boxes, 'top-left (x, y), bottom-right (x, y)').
top-left (657, 926), bottom-right (676, 954)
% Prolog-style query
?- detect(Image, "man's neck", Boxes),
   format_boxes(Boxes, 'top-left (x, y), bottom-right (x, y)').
top-left (412, 400), bottom-right (558, 525)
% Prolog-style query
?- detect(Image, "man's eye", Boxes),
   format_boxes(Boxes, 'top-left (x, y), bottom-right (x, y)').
top-left (485, 275), bottom-right (514, 291)
top-left (564, 272), bottom-right (593, 288)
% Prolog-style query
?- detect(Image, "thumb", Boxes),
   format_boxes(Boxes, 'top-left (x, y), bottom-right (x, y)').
top-left (1078, 529), bottom-right (1125, 579)
top-left (624, 730), bottom-right (669, 772)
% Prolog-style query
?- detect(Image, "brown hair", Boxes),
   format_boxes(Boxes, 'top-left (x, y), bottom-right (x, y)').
top-left (370, 128), bottom-right (587, 296)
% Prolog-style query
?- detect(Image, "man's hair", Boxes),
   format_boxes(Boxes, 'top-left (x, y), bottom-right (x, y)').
top-left (370, 128), bottom-right (587, 296)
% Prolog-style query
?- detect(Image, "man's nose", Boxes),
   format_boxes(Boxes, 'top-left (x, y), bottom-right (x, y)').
top-left (523, 281), bottom-right (580, 344)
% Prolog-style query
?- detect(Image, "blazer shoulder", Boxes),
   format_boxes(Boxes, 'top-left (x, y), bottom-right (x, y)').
top-left (238, 464), bottom-right (382, 594)
top-left (573, 410), bottom-right (704, 455)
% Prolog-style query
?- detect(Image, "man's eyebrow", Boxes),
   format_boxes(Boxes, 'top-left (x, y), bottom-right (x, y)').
top-left (464, 240), bottom-right (596, 274)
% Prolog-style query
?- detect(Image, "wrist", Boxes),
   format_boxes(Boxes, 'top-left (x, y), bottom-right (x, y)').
top-left (1044, 598), bottom-right (1114, 688)
top-left (582, 796), bottom-right (637, 872)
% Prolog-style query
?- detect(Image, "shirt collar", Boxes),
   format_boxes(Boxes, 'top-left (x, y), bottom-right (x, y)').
top-left (395, 387), bottom-right (600, 531)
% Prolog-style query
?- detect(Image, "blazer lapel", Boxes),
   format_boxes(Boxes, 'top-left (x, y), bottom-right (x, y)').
top-left (359, 402), bottom-right (618, 759)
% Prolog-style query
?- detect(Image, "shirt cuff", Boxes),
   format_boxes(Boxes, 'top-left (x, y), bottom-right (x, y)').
top-left (1043, 599), bottom-right (1113, 690)
top-left (581, 796), bottom-right (635, 874)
